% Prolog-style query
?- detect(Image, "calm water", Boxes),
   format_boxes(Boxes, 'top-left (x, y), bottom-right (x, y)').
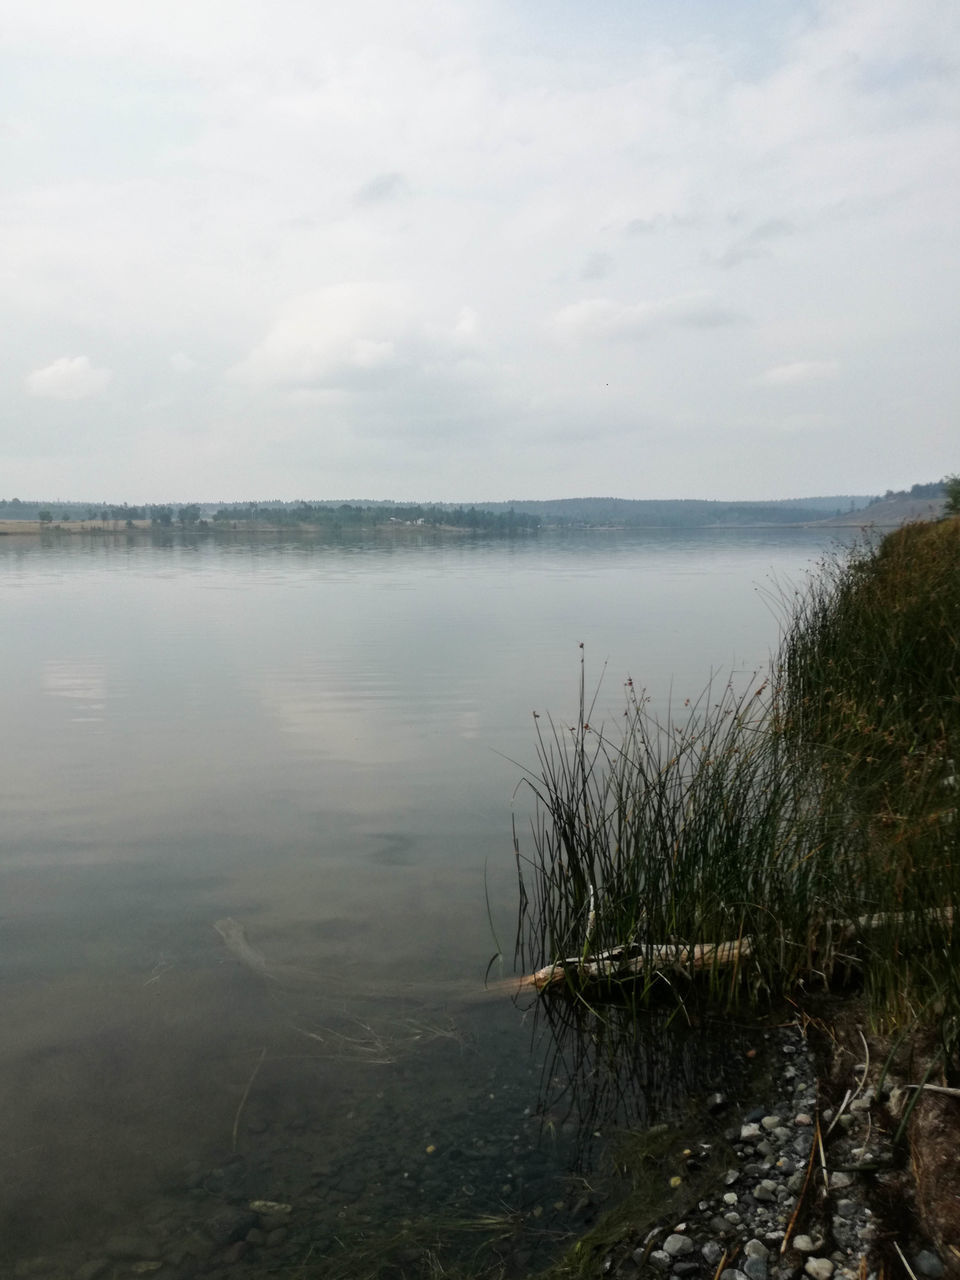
top-left (0, 526), bottom-right (841, 1275)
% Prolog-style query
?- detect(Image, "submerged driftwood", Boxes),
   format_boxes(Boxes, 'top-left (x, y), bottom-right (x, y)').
top-left (509, 907), bottom-right (954, 995)
top-left (214, 917), bottom-right (276, 979)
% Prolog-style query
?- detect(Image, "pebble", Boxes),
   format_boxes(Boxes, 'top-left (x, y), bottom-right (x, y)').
top-left (593, 1023), bottom-right (947, 1280)
top-left (204, 1207), bottom-right (257, 1246)
top-left (913, 1251), bottom-right (945, 1279)
top-left (804, 1259), bottom-right (834, 1280)
top-left (793, 1236), bottom-right (822, 1254)
top-left (665, 1233), bottom-right (696, 1256)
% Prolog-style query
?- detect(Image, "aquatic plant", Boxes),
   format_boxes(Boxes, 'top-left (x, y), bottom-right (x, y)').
top-left (512, 519), bottom-right (960, 1043)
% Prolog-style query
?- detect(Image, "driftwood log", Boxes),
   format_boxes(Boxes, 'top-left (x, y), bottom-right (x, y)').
top-left (507, 907), bottom-right (954, 995)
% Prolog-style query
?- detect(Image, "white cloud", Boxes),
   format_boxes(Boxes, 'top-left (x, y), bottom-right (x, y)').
top-left (170, 352), bottom-right (198, 373)
top-left (229, 284), bottom-right (407, 389)
top-left (755, 360), bottom-right (840, 387)
top-left (552, 295), bottom-right (741, 343)
top-left (25, 356), bottom-right (112, 400)
top-left (229, 284), bottom-right (487, 395)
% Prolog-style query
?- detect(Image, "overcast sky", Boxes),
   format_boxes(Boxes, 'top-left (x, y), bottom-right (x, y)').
top-left (3, 0), bottom-right (957, 502)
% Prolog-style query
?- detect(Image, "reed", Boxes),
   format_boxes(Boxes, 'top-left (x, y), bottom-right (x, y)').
top-left (513, 519), bottom-right (960, 1042)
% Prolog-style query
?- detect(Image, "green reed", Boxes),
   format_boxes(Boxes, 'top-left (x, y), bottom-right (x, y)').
top-left (513, 519), bottom-right (960, 1037)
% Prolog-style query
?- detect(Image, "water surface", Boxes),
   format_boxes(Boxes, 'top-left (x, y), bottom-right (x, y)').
top-left (0, 526), bottom-right (843, 1273)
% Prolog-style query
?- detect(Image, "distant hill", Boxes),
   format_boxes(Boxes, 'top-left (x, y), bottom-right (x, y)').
top-left (464, 495), bottom-right (876, 527)
top-left (814, 492), bottom-right (946, 528)
top-left (0, 484), bottom-right (947, 530)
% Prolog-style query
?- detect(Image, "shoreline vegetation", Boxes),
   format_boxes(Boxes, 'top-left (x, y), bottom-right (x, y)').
top-left (511, 513), bottom-right (960, 1277)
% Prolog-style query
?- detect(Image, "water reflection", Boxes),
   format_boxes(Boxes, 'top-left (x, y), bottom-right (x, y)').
top-left (528, 989), bottom-right (752, 1164)
top-left (42, 658), bottom-right (108, 721)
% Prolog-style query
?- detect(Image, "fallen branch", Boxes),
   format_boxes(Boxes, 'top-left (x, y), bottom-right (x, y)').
top-left (505, 907), bottom-right (953, 995)
top-left (508, 938), bottom-right (753, 994)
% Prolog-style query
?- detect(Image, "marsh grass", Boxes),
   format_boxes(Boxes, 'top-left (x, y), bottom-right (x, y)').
top-left (514, 520), bottom-right (960, 1045)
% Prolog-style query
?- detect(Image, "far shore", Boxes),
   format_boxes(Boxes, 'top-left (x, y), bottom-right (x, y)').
top-left (0, 515), bottom-right (933, 537)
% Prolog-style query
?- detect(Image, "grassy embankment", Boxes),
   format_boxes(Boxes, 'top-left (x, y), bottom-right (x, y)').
top-left (514, 516), bottom-right (960, 1051)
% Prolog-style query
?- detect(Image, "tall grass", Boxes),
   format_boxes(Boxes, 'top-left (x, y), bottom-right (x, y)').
top-left (513, 520), bottom-right (960, 1040)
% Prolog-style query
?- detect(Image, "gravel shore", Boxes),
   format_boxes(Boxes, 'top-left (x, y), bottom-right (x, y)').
top-left (594, 1023), bottom-right (948, 1280)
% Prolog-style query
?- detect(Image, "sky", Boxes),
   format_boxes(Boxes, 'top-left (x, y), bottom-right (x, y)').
top-left (2, 0), bottom-right (958, 503)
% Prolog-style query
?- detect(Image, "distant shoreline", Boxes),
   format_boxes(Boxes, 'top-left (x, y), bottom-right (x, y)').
top-left (0, 516), bottom-right (932, 537)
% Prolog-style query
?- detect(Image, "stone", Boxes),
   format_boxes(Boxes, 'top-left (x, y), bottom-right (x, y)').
top-left (753, 1181), bottom-right (778, 1203)
top-left (829, 1171), bottom-right (854, 1188)
top-left (762, 1116), bottom-right (781, 1132)
top-left (649, 1250), bottom-right (672, 1271)
top-left (804, 1259), bottom-right (834, 1280)
top-left (702, 1242), bottom-right (724, 1266)
top-left (793, 1236), bottom-right (821, 1254)
top-left (674, 1263), bottom-right (700, 1277)
top-left (724, 1192), bottom-right (739, 1205)
top-left (741, 1124), bottom-right (763, 1141)
top-left (912, 1251), bottom-right (945, 1279)
top-left (746, 1241), bottom-right (771, 1260)
top-left (204, 1207), bottom-right (257, 1246)
top-left (664, 1234), bottom-right (695, 1257)
top-left (834, 1198), bottom-right (856, 1218)
top-left (744, 1259), bottom-right (768, 1280)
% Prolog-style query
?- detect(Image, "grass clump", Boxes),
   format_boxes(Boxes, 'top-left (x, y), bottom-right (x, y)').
top-left (513, 519), bottom-right (960, 1045)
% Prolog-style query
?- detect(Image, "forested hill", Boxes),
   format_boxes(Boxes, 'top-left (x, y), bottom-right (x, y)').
top-left (1, 484), bottom-right (948, 531)
top-left (466, 495), bottom-right (874, 527)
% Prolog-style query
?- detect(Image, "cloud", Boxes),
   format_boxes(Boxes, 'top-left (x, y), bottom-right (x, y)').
top-left (229, 284), bottom-right (486, 398)
top-left (552, 295), bottom-right (742, 343)
top-left (580, 252), bottom-right (613, 281)
top-left (755, 360), bottom-right (840, 387)
top-left (713, 219), bottom-right (796, 269)
top-left (229, 284), bottom-right (405, 390)
top-left (354, 171), bottom-right (408, 205)
top-left (1, 1), bottom-right (958, 500)
top-left (25, 356), bottom-right (112, 400)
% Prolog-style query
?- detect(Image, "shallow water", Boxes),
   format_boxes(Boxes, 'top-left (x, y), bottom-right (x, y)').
top-left (0, 526), bottom-right (844, 1274)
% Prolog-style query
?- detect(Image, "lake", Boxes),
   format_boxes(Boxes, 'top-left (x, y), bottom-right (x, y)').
top-left (0, 526), bottom-right (844, 1277)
